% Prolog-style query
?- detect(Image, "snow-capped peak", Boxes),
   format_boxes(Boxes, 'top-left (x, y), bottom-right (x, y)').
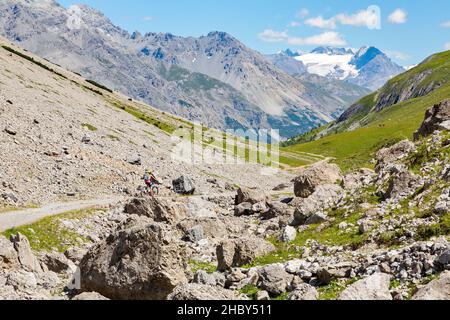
top-left (293, 49), bottom-right (359, 80)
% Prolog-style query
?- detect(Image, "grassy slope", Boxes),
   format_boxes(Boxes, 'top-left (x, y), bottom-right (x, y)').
top-left (282, 50), bottom-right (450, 172)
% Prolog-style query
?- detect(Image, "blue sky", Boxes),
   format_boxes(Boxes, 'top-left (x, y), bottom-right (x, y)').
top-left (57, 0), bottom-right (450, 66)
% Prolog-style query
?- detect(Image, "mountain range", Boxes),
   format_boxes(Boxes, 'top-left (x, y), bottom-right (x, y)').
top-left (268, 46), bottom-right (405, 91)
top-left (0, 0), bottom-right (374, 138)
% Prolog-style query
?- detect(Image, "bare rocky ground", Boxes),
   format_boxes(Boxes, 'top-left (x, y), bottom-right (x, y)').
top-left (0, 37), bottom-right (449, 301)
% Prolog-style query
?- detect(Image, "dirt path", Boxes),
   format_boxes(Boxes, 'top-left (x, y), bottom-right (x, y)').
top-left (0, 197), bottom-right (125, 232)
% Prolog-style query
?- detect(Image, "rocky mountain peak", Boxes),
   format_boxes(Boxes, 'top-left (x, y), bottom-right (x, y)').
top-left (350, 46), bottom-right (384, 69)
top-left (311, 46), bottom-right (354, 55)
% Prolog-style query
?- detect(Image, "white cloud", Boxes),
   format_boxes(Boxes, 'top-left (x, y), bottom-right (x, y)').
top-left (142, 16), bottom-right (152, 22)
top-left (296, 8), bottom-right (309, 19)
top-left (441, 21), bottom-right (450, 28)
top-left (304, 16), bottom-right (336, 29)
top-left (289, 21), bottom-right (301, 27)
top-left (388, 9), bottom-right (407, 24)
top-left (445, 42), bottom-right (450, 50)
top-left (304, 7), bottom-right (380, 30)
top-left (287, 31), bottom-right (347, 46)
top-left (335, 9), bottom-right (380, 27)
top-left (258, 29), bottom-right (288, 42)
top-left (384, 49), bottom-right (410, 61)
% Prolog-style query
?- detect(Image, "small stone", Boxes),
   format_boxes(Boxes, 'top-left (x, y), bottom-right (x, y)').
top-left (280, 226), bottom-right (297, 243)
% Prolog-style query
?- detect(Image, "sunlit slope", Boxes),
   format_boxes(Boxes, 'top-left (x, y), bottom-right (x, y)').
top-left (282, 50), bottom-right (450, 171)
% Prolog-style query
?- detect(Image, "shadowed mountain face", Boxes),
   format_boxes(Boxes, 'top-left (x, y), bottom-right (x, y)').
top-left (0, 0), bottom-right (368, 138)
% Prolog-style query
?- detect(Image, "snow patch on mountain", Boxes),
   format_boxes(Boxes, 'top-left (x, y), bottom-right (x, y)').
top-left (294, 52), bottom-right (359, 80)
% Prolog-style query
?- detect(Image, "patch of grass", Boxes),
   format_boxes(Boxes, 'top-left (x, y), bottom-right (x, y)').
top-left (85, 79), bottom-right (113, 93)
top-left (111, 102), bottom-right (176, 134)
top-left (390, 279), bottom-right (402, 289)
top-left (240, 285), bottom-right (260, 300)
top-left (82, 123), bottom-right (98, 132)
top-left (106, 134), bottom-right (120, 141)
top-left (1, 208), bottom-right (102, 253)
top-left (246, 208), bottom-right (368, 268)
top-left (0, 204), bottom-right (39, 214)
top-left (188, 260), bottom-right (217, 274)
top-left (283, 50), bottom-right (450, 172)
top-left (318, 278), bottom-right (359, 300)
top-left (415, 214), bottom-right (450, 241)
top-left (2, 45), bottom-right (67, 79)
top-left (272, 292), bottom-right (289, 301)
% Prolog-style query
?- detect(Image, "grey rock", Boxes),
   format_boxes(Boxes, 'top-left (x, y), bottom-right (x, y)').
top-left (79, 223), bottom-right (188, 300)
top-left (40, 252), bottom-right (74, 274)
top-left (123, 197), bottom-right (187, 225)
top-left (256, 290), bottom-right (270, 301)
top-left (235, 188), bottom-right (268, 205)
top-left (339, 273), bottom-right (392, 300)
top-left (281, 226), bottom-right (297, 243)
top-left (258, 264), bottom-right (293, 295)
top-left (287, 283), bottom-right (318, 300)
top-left (184, 225), bottom-right (204, 243)
top-left (412, 271), bottom-right (450, 300)
top-left (172, 176), bottom-right (195, 195)
top-left (0, 236), bottom-right (19, 269)
top-left (216, 237), bottom-right (275, 271)
top-left (168, 283), bottom-right (247, 300)
top-left (294, 162), bottom-right (342, 198)
top-left (414, 99), bottom-right (450, 140)
top-left (72, 292), bottom-right (110, 300)
top-left (293, 184), bottom-right (343, 226)
top-left (234, 202), bottom-right (253, 216)
top-left (10, 233), bottom-right (43, 274)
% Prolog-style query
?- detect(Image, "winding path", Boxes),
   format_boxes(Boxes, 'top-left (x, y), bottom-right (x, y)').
top-left (0, 196), bottom-right (124, 232)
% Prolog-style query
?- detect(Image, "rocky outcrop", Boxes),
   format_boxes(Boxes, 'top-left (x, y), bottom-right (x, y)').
top-left (258, 264), bottom-right (293, 295)
top-left (168, 284), bottom-right (247, 300)
top-left (339, 273), bottom-right (392, 300)
top-left (0, 236), bottom-right (19, 270)
top-left (235, 188), bottom-right (269, 205)
top-left (294, 162), bottom-right (342, 198)
top-left (293, 184), bottom-right (344, 225)
top-left (412, 271), bottom-right (450, 300)
top-left (72, 292), bottom-right (110, 301)
top-left (216, 237), bottom-right (275, 271)
top-left (10, 233), bottom-right (43, 274)
top-left (124, 197), bottom-right (187, 225)
top-left (79, 223), bottom-right (188, 300)
top-left (375, 140), bottom-right (415, 172)
top-left (287, 283), bottom-right (318, 300)
top-left (172, 176), bottom-right (196, 195)
top-left (414, 99), bottom-right (450, 140)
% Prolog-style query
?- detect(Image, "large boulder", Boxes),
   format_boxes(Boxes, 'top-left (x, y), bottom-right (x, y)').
top-left (235, 188), bottom-right (269, 205)
top-left (9, 233), bottom-right (43, 274)
top-left (79, 223), bottom-right (188, 300)
top-left (216, 237), bottom-right (275, 271)
top-left (375, 140), bottom-right (415, 172)
top-left (339, 273), bottom-right (392, 300)
top-left (124, 197), bottom-right (187, 225)
top-left (383, 168), bottom-right (423, 200)
top-left (293, 184), bottom-right (343, 226)
top-left (0, 236), bottom-right (19, 270)
top-left (412, 271), bottom-right (450, 300)
top-left (168, 284), bottom-right (246, 300)
top-left (40, 252), bottom-right (75, 274)
top-left (287, 283), bottom-right (318, 300)
top-left (172, 176), bottom-right (195, 195)
top-left (294, 162), bottom-right (342, 198)
top-left (414, 99), bottom-right (450, 140)
top-left (72, 292), bottom-right (110, 300)
top-left (258, 264), bottom-right (293, 295)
